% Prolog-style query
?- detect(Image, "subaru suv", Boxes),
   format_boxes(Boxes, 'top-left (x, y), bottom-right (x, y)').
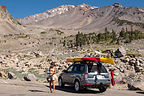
top-left (58, 61), bottom-right (111, 92)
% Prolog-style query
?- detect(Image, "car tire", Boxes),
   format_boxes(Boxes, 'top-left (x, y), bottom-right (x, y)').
top-left (58, 78), bottom-right (65, 87)
top-left (74, 80), bottom-right (80, 92)
top-left (98, 86), bottom-right (107, 93)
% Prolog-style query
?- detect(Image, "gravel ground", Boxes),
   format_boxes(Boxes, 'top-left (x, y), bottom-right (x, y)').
top-left (0, 79), bottom-right (143, 96)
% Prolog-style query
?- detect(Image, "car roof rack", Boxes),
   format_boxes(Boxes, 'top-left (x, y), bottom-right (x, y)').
top-left (66, 57), bottom-right (115, 64)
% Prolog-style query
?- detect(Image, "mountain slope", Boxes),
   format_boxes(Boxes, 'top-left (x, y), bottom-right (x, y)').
top-left (0, 5), bottom-right (24, 35)
top-left (17, 3), bottom-right (144, 33)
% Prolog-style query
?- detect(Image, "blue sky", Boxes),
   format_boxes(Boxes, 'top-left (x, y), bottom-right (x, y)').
top-left (0, 0), bottom-right (144, 18)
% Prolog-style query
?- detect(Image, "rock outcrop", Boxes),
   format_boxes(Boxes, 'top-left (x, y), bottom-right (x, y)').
top-left (0, 5), bottom-right (24, 35)
top-left (128, 81), bottom-right (144, 91)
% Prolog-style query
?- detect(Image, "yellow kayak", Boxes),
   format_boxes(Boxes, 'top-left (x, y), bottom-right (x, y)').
top-left (66, 57), bottom-right (115, 64)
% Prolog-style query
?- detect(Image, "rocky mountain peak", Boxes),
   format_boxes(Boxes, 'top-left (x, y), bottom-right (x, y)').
top-left (17, 3), bottom-right (144, 34)
top-left (113, 3), bottom-right (122, 8)
top-left (0, 5), bottom-right (23, 35)
top-left (43, 5), bottom-right (72, 14)
top-left (0, 5), bottom-right (16, 23)
top-left (0, 5), bottom-right (8, 19)
top-left (138, 8), bottom-right (144, 12)
top-left (78, 3), bottom-right (93, 10)
top-left (17, 5), bottom-right (76, 24)
top-left (79, 3), bottom-right (89, 8)
top-left (0, 5), bottom-right (7, 11)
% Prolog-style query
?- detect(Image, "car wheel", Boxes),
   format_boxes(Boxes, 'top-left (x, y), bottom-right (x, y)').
top-left (74, 81), bottom-right (80, 92)
top-left (98, 86), bottom-right (107, 93)
top-left (58, 78), bottom-right (64, 87)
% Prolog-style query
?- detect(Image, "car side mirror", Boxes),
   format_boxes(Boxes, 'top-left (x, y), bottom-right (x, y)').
top-left (63, 70), bottom-right (68, 73)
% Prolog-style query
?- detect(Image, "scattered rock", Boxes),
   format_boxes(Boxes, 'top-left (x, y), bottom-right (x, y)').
top-left (0, 71), bottom-right (6, 78)
top-left (120, 57), bottom-right (128, 63)
top-left (121, 78), bottom-right (127, 84)
top-left (8, 72), bottom-right (16, 79)
top-left (115, 46), bottom-right (126, 57)
top-left (129, 58), bottom-right (136, 66)
top-left (24, 74), bottom-right (37, 81)
top-left (134, 66), bottom-right (141, 72)
top-left (114, 72), bottom-right (119, 76)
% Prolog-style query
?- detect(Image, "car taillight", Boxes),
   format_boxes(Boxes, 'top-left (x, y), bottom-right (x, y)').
top-left (108, 83), bottom-right (111, 85)
top-left (83, 73), bottom-right (88, 79)
top-left (85, 84), bottom-right (91, 85)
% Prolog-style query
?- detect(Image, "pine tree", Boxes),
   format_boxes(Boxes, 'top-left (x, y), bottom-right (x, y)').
top-left (75, 31), bottom-right (80, 46)
top-left (120, 28), bottom-right (125, 37)
top-left (111, 29), bottom-right (117, 42)
top-left (116, 38), bottom-right (120, 45)
top-left (97, 33), bottom-right (102, 41)
top-left (105, 27), bottom-right (108, 33)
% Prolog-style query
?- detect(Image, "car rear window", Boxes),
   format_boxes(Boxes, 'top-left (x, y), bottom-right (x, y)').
top-left (88, 63), bottom-right (107, 73)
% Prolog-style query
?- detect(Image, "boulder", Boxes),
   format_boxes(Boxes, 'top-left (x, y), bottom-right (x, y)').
top-left (114, 72), bottom-right (119, 76)
top-left (115, 46), bottom-right (126, 57)
top-left (134, 66), bottom-right (141, 72)
top-left (33, 52), bottom-right (40, 57)
top-left (138, 58), bottom-right (143, 64)
top-left (135, 60), bottom-right (140, 66)
top-left (120, 57), bottom-right (128, 63)
top-left (0, 71), bottom-right (6, 78)
top-left (129, 58), bottom-right (136, 66)
top-left (127, 65), bottom-right (131, 70)
top-left (128, 81), bottom-right (144, 91)
top-left (121, 77), bottom-right (127, 84)
top-left (24, 74), bottom-right (37, 81)
top-left (8, 72), bottom-right (16, 79)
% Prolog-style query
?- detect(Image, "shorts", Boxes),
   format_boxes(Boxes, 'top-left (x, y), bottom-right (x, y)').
top-left (47, 74), bottom-right (57, 81)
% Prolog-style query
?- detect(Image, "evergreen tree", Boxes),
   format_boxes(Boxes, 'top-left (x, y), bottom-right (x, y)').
top-left (105, 27), bottom-right (108, 33)
top-left (111, 29), bottom-right (117, 42)
top-left (97, 33), bottom-right (102, 41)
top-left (120, 28), bottom-right (125, 37)
top-left (116, 38), bottom-right (120, 45)
top-left (75, 31), bottom-right (80, 46)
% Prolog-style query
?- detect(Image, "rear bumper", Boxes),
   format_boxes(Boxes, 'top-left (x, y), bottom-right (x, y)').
top-left (83, 84), bottom-right (110, 88)
top-left (80, 79), bottom-right (111, 88)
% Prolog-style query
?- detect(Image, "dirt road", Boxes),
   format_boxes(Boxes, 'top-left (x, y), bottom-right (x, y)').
top-left (0, 79), bottom-right (143, 96)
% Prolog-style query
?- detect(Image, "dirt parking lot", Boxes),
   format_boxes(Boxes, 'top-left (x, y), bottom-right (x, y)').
top-left (0, 79), bottom-right (143, 96)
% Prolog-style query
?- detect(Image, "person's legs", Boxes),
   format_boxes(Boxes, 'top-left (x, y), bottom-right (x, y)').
top-left (52, 80), bottom-right (55, 93)
top-left (49, 81), bottom-right (52, 93)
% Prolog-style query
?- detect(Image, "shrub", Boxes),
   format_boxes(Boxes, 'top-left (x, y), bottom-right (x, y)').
top-left (40, 31), bottom-right (47, 34)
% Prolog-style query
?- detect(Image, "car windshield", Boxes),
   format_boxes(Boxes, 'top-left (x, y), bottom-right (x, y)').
top-left (87, 62), bottom-right (108, 73)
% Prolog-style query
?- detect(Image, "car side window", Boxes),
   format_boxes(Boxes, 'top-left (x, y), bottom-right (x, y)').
top-left (72, 65), bottom-right (78, 72)
top-left (77, 65), bottom-right (85, 72)
top-left (67, 65), bottom-right (74, 72)
top-left (79, 65), bottom-right (85, 72)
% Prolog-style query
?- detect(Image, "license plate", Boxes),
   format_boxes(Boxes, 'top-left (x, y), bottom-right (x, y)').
top-left (97, 75), bottom-right (104, 79)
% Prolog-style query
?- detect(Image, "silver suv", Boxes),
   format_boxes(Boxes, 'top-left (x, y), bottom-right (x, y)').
top-left (58, 61), bottom-right (111, 92)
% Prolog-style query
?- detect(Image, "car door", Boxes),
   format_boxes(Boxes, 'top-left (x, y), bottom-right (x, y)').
top-left (69, 64), bottom-right (85, 84)
top-left (62, 65), bottom-right (74, 83)
top-left (67, 65), bottom-right (77, 84)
